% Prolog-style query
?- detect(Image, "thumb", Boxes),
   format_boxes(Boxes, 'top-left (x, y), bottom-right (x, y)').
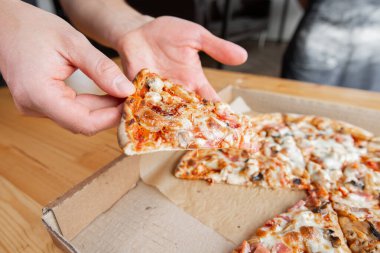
top-left (67, 38), bottom-right (135, 97)
top-left (200, 30), bottom-right (248, 66)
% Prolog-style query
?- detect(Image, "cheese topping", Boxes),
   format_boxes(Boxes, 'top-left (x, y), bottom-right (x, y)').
top-left (148, 77), bottom-right (165, 92)
top-left (145, 91), bottom-right (162, 104)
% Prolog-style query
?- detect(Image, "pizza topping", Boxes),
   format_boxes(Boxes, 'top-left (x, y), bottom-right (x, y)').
top-left (368, 222), bottom-right (380, 240)
top-left (144, 91), bottom-right (162, 104)
top-left (273, 242), bottom-right (291, 253)
top-left (324, 229), bottom-right (342, 248)
top-left (234, 240), bottom-right (251, 253)
top-left (292, 178), bottom-right (302, 185)
top-left (311, 201), bottom-right (329, 215)
top-left (252, 243), bottom-right (270, 253)
top-left (147, 77), bottom-right (165, 92)
top-left (300, 226), bottom-right (316, 239)
top-left (252, 172), bottom-right (263, 181)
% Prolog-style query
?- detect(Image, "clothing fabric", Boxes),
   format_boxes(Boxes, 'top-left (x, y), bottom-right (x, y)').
top-left (282, 0), bottom-right (380, 91)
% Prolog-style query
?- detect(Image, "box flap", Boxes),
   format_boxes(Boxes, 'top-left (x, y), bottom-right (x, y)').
top-left (45, 155), bottom-right (140, 240)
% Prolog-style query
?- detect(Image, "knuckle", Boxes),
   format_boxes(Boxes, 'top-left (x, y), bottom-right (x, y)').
top-left (95, 58), bottom-right (118, 76)
top-left (14, 102), bottom-right (29, 115)
top-left (9, 86), bottom-right (32, 114)
top-left (64, 31), bottom-right (87, 47)
top-left (63, 32), bottom-right (89, 59)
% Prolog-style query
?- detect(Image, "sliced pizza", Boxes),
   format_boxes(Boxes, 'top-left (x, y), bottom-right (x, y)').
top-left (337, 159), bottom-right (380, 196)
top-left (330, 190), bottom-right (380, 252)
top-left (175, 113), bottom-right (309, 190)
top-left (233, 199), bottom-right (350, 253)
top-left (118, 69), bottom-right (260, 155)
top-left (283, 114), bottom-right (373, 191)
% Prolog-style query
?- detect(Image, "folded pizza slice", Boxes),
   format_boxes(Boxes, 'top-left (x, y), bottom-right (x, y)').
top-left (118, 69), bottom-right (260, 155)
top-left (330, 190), bottom-right (380, 252)
top-left (233, 199), bottom-right (350, 253)
top-left (175, 113), bottom-right (309, 190)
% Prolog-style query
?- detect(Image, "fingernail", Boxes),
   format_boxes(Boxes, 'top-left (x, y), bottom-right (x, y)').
top-left (213, 94), bottom-right (222, 102)
top-left (114, 75), bottom-right (135, 95)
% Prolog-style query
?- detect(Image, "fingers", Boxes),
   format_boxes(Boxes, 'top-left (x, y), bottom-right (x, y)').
top-left (51, 99), bottom-right (122, 136)
top-left (67, 37), bottom-right (135, 98)
top-left (35, 84), bottom-right (123, 135)
top-left (200, 30), bottom-right (248, 66)
top-left (194, 75), bottom-right (221, 102)
top-left (75, 94), bottom-right (124, 111)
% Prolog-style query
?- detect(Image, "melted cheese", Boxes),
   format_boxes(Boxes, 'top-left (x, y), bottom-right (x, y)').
top-left (179, 118), bottom-right (192, 130)
top-left (215, 102), bottom-right (232, 116)
top-left (145, 91), bottom-right (162, 104)
top-left (148, 77), bottom-right (165, 92)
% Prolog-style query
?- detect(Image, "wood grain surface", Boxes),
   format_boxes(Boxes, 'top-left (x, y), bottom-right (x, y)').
top-left (0, 67), bottom-right (379, 253)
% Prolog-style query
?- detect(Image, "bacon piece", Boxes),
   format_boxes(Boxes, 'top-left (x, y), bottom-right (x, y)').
top-left (253, 243), bottom-right (270, 253)
top-left (273, 242), bottom-right (291, 253)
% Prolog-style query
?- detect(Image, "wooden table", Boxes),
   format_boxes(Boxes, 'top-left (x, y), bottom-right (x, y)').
top-left (1, 68), bottom-right (380, 253)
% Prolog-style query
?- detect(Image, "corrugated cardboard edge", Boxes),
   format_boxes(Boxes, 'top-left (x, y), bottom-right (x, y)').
top-left (41, 155), bottom-right (140, 242)
top-left (42, 210), bottom-right (78, 253)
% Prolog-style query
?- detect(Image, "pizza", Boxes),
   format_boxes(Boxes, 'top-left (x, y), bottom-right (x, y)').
top-left (233, 200), bottom-right (350, 253)
top-left (117, 70), bottom-right (380, 252)
top-left (283, 114), bottom-right (373, 192)
top-left (337, 159), bottom-right (380, 196)
top-left (175, 113), bottom-right (309, 190)
top-left (118, 69), bottom-right (260, 155)
top-left (174, 111), bottom-right (380, 252)
top-left (330, 190), bottom-right (380, 252)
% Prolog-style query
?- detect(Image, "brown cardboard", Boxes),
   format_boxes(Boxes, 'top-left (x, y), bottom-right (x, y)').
top-left (140, 151), bottom-right (305, 244)
top-left (43, 156), bottom-right (233, 253)
top-left (71, 182), bottom-right (234, 253)
top-left (46, 155), bottom-right (140, 240)
top-left (42, 86), bottom-right (380, 253)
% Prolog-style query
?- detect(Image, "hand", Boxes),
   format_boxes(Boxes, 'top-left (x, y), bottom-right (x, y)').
top-left (0, 1), bottom-right (135, 135)
top-left (114, 16), bottom-right (248, 101)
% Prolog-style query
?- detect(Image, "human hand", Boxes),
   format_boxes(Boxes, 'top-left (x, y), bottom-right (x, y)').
top-left (0, 1), bottom-right (135, 135)
top-left (114, 16), bottom-right (248, 101)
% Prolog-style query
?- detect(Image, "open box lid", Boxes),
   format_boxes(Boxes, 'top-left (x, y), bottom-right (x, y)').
top-left (42, 86), bottom-right (380, 253)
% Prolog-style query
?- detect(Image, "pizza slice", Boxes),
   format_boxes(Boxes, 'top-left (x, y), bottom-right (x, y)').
top-left (337, 159), bottom-right (380, 196)
top-left (330, 190), bottom-right (380, 252)
top-left (283, 114), bottom-right (373, 191)
top-left (233, 199), bottom-right (350, 253)
top-left (175, 113), bottom-right (309, 190)
top-left (118, 69), bottom-right (260, 155)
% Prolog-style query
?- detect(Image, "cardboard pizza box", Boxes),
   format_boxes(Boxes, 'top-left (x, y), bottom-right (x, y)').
top-left (42, 86), bottom-right (380, 253)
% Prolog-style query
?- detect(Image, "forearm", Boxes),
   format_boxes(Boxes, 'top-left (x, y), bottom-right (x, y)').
top-left (59, 0), bottom-right (153, 48)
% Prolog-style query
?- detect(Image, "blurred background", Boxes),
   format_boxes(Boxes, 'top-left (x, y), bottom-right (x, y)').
top-left (126, 0), bottom-right (302, 78)
top-left (2, 0), bottom-right (380, 91)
